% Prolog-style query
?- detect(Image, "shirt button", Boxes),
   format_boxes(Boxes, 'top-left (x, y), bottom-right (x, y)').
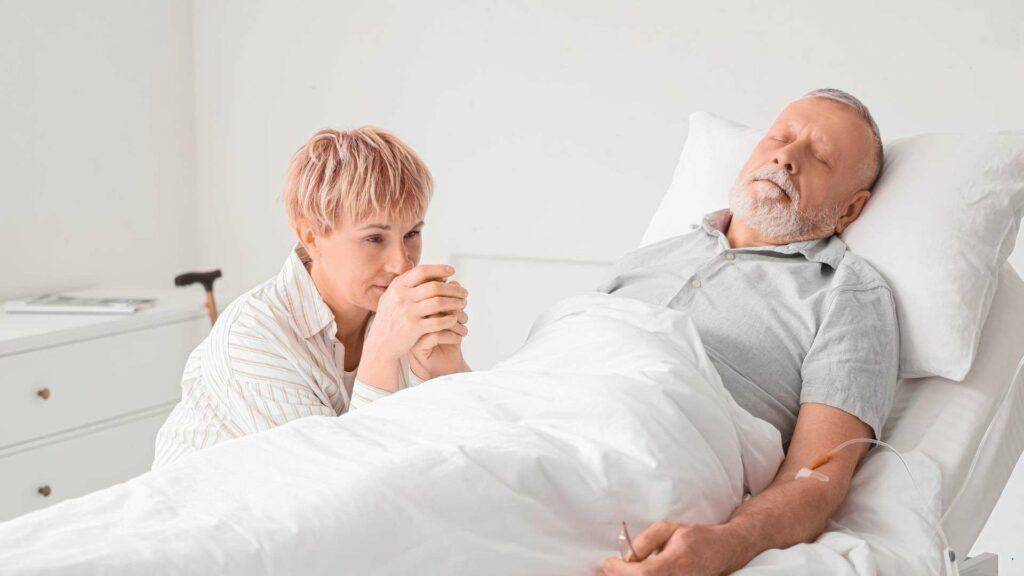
top-left (691, 279), bottom-right (702, 288)
top-left (724, 252), bottom-right (735, 261)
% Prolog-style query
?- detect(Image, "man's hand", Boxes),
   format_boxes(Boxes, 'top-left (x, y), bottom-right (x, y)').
top-left (601, 522), bottom-right (737, 576)
top-left (602, 404), bottom-right (873, 575)
top-left (409, 279), bottom-right (470, 379)
top-left (358, 265), bottom-right (468, 392)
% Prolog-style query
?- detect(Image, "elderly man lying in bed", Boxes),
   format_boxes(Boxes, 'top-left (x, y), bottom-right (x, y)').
top-left (598, 88), bottom-right (896, 575)
top-left (0, 89), bottom-right (898, 576)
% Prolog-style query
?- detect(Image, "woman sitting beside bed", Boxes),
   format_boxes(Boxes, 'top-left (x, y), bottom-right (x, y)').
top-left (153, 126), bottom-right (471, 468)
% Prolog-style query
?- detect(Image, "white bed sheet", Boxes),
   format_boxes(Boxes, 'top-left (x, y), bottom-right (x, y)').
top-left (0, 293), bottom-right (789, 575)
top-left (883, 264), bottom-right (1024, 556)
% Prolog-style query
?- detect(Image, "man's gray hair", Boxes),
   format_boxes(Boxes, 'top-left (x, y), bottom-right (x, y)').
top-left (800, 88), bottom-right (884, 189)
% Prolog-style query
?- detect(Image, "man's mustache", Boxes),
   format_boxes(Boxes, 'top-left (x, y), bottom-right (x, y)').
top-left (747, 167), bottom-right (798, 199)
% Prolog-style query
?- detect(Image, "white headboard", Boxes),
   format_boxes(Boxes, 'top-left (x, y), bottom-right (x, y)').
top-left (453, 253), bottom-right (613, 368)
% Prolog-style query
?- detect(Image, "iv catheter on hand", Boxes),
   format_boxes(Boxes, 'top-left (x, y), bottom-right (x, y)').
top-left (795, 437), bottom-right (960, 576)
top-left (618, 521), bottom-right (638, 562)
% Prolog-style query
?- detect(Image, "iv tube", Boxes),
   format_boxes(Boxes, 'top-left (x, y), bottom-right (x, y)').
top-left (796, 437), bottom-right (959, 576)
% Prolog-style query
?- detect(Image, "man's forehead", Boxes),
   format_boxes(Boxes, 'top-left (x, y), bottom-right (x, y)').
top-left (775, 99), bottom-right (868, 135)
top-left (773, 99), bottom-right (873, 154)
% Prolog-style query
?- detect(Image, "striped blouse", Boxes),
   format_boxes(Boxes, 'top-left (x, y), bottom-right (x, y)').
top-left (152, 246), bottom-right (421, 469)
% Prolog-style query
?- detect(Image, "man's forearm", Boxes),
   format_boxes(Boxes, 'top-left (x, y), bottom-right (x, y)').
top-left (717, 473), bottom-right (848, 573)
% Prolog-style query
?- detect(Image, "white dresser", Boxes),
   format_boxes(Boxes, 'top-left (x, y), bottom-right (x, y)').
top-left (0, 289), bottom-right (210, 521)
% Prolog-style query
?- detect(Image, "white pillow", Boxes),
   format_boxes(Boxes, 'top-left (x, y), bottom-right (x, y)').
top-left (642, 111), bottom-right (1024, 381)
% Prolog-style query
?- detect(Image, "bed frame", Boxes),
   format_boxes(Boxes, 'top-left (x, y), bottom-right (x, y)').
top-left (961, 553), bottom-right (999, 575)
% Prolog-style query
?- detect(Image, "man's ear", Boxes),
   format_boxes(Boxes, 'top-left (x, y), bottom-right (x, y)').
top-left (294, 221), bottom-right (319, 259)
top-left (834, 190), bottom-right (871, 234)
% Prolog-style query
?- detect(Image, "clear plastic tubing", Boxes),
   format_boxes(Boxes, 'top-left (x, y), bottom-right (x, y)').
top-left (795, 437), bottom-right (959, 576)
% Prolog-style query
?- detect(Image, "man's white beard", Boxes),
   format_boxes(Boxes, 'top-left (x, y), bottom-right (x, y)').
top-left (728, 166), bottom-right (840, 243)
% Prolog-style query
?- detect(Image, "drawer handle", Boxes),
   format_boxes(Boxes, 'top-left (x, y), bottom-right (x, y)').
top-left (37, 485), bottom-right (52, 497)
top-left (36, 388), bottom-right (51, 400)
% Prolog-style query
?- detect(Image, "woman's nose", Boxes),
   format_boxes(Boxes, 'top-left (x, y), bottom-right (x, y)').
top-left (386, 245), bottom-right (414, 275)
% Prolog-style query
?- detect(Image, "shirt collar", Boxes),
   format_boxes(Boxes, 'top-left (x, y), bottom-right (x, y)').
top-left (276, 244), bottom-right (336, 339)
top-left (700, 209), bottom-right (847, 270)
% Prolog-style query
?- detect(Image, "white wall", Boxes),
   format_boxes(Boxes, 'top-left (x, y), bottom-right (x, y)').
top-left (191, 0), bottom-right (1024, 298)
top-left (0, 0), bottom-right (198, 300)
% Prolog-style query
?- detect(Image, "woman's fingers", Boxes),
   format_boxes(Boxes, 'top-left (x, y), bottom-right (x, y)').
top-left (434, 329), bottom-right (463, 345)
top-left (425, 315), bottom-right (467, 335)
top-left (415, 329), bottom-right (463, 350)
top-left (457, 310), bottom-right (468, 324)
top-left (421, 312), bottom-right (461, 333)
top-left (410, 280), bottom-right (467, 301)
top-left (450, 319), bottom-right (468, 336)
top-left (399, 265), bottom-right (455, 288)
top-left (417, 296), bottom-right (467, 316)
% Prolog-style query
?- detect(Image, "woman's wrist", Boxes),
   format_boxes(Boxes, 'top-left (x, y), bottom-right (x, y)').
top-left (362, 336), bottom-right (404, 363)
top-left (356, 342), bottom-right (404, 393)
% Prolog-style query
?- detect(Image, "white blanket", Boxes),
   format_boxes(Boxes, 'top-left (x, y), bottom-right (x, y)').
top-left (0, 294), bottom-right (941, 575)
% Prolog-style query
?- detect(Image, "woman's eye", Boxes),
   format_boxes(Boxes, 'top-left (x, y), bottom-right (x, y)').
top-left (404, 230), bottom-right (421, 240)
top-left (364, 235), bottom-right (383, 244)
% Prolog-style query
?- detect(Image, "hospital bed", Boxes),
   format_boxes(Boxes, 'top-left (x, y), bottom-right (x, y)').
top-left (0, 270), bottom-right (1018, 576)
top-left (885, 265), bottom-right (1024, 574)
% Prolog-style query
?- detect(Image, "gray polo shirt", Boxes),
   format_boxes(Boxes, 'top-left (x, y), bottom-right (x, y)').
top-left (597, 210), bottom-right (899, 445)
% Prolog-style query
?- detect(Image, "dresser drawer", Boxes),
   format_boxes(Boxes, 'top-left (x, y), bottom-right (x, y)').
top-left (0, 405), bottom-right (171, 521)
top-left (0, 318), bottom-right (207, 449)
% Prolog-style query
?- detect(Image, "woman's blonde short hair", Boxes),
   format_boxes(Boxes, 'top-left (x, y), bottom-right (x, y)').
top-left (284, 126), bottom-right (433, 235)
